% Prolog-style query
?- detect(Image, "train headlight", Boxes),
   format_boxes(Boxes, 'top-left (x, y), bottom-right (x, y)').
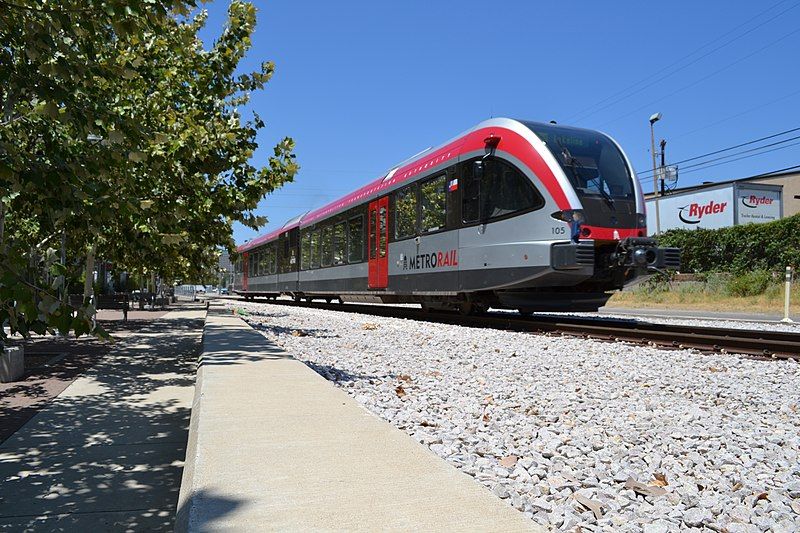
top-left (635, 213), bottom-right (647, 228)
top-left (633, 246), bottom-right (657, 266)
top-left (633, 248), bottom-right (648, 266)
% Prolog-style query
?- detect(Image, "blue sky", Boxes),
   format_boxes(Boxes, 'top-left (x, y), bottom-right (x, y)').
top-left (196, 1), bottom-right (800, 244)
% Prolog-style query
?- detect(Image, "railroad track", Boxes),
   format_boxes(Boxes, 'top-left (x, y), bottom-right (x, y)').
top-left (226, 297), bottom-right (800, 359)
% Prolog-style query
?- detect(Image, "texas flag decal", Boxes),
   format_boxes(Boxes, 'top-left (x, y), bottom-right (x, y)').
top-left (448, 178), bottom-right (458, 192)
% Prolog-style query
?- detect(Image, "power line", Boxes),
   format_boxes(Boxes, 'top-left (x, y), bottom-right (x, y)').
top-left (745, 163), bottom-right (800, 178)
top-left (673, 136), bottom-right (800, 174)
top-left (638, 138), bottom-right (800, 183)
top-left (670, 87), bottom-right (800, 141)
top-left (676, 140), bottom-right (800, 176)
top-left (649, 164), bottom-right (800, 194)
top-left (599, 25), bottom-right (800, 128)
top-left (638, 126), bottom-right (800, 177)
top-left (567, 0), bottom-right (799, 124)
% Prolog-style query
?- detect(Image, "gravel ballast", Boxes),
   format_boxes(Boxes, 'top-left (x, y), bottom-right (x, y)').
top-left (231, 302), bottom-right (800, 532)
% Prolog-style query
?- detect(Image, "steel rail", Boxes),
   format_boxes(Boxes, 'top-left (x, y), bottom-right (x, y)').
top-left (229, 297), bottom-right (800, 360)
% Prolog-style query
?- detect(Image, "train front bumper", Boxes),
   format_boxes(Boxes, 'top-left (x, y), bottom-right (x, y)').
top-left (611, 237), bottom-right (681, 272)
top-left (550, 238), bottom-right (681, 272)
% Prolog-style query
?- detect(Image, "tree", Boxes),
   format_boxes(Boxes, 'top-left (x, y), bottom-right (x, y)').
top-left (0, 0), bottom-right (297, 342)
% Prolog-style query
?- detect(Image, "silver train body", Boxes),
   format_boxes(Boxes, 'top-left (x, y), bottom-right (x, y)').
top-left (233, 118), bottom-right (679, 313)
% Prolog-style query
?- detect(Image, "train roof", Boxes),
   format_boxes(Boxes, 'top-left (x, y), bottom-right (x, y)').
top-left (236, 118), bottom-right (599, 253)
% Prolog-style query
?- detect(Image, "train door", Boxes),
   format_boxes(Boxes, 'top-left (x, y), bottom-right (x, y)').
top-left (368, 196), bottom-right (389, 289)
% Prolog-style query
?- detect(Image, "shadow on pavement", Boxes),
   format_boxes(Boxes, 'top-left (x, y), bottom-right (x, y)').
top-left (199, 322), bottom-right (295, 366)
top-left (0, 315), bottom-right (205, 532)
top-left (174, 488), bottom-right (246, 533)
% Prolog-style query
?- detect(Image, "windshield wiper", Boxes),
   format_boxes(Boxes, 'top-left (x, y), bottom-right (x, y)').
top-left (558, 141), bottom-right (615, 210)
top-left (558, 142), bottom-right (582, 185)
top-left (594, 178), bottom-right (616, 209)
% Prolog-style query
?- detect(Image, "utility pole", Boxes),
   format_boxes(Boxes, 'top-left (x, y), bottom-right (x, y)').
top-left (649, 112), bottom-right (662, 235)
top-left (659, 138), bottom-right (667, 196)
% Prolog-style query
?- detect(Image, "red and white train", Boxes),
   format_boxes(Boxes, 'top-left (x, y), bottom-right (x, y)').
top-left (233, 118), bottom-right (679, 313)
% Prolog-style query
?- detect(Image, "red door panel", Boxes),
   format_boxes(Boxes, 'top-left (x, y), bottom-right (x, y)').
top-left (368, 197), bottom-right (389, 289)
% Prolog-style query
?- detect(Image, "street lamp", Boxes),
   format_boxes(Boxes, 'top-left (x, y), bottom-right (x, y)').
top-left (649, 113), bottom-right (662, 235)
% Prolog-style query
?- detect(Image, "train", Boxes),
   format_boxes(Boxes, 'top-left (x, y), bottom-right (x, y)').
top-left (233, 118), bottom-right (680, 314)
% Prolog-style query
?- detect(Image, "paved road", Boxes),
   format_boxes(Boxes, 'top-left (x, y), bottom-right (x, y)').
top-left (0, 307), bottom-right (204, 531)
top-left (600, 306), bottom-right (794, 324)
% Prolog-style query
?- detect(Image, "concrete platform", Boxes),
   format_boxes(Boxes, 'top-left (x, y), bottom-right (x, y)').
top-left (176, 306), bottom-right (543, 532)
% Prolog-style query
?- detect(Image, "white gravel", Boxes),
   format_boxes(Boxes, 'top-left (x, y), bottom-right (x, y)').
top-left (231, 301), bottom-right (800, 532)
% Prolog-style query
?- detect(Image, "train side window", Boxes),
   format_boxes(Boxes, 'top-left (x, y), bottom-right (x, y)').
top-left (379, 206), bottom-right (387, 257)
top-left (260, 250), bottom-right (267, 276)
top-left (300, 232), bottom-right (310, 270)
top-left (281, 233), bottom-right (293, 274)
top-left (256, 251), bottom-right (262, 276)
top-left (321, 225), bottom-right (333, 267)
top-left (310, 230), bottom-right (320, 268)
top-left (395, 185), bottom-right (417, 239)
top-left (348, 215), bottom-right (364, 263)
top-left (288, 229), bottom-right (298, 270)
top-left (369, 209), bottom-right (377, 260)
top-left (463, 161), bottom-right (481, 222)
top-left (420, 174), bottom-right (446, 233)
top-left (333, 221), bottom-right (346, 265)
top-left (463, 158), bottom-right (543, 222)
top-left (267, 244), bottom-right (276, 275)
top-left (485, 160), bottom-right (544, 218)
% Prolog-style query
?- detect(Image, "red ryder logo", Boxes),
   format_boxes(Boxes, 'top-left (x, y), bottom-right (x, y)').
top-left (678, 200), bottom-right (727, 224)
top-left (741, 195), bottom-right (774, 208)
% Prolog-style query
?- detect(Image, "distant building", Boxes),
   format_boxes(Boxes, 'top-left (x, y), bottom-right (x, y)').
top-left (218, 251), bottom-right (233, 289)
top-left (644, 169), bottom-right (799, 233)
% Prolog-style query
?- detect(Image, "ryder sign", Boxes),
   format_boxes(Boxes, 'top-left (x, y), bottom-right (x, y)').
top-left (737, 186), bottom-right (781, 223)
top-left (649, 186), bottom-right (734, 231)
top-left (646, 182), bottom-right (783, 234)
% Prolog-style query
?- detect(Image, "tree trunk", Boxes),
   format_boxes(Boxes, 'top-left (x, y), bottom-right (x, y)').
top-left (83, 245), bottom-right (96, 300)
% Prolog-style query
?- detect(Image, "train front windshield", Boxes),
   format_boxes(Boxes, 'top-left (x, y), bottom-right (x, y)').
top-left (523, 122), bottom-right (634, 200)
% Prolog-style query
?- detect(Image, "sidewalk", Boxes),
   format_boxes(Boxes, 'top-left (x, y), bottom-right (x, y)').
top-left (177, 306), bottom-right (542, 532)
top-left (0, 306), bottom-right (205, 531)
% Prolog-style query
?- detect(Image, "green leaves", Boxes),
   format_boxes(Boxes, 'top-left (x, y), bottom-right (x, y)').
top-left (659, 214), bottom-right (800, 274)
top-left (1, 0), bottom-right (294, 342)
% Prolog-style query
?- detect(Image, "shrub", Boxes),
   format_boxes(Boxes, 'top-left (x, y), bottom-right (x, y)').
top-left (725, 270), bottom-right (772, 297)
top-left (658, 214), bottom-right (800, 273)
top-left (632, 272), bottom-right (671, 294)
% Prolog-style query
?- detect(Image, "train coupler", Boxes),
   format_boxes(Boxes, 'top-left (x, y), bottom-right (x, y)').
top-left (611, 237), bottom-right (680, 273)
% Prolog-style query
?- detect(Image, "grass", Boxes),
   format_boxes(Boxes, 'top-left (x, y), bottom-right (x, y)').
top-left (607, 276), bottom-right (800, 316)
